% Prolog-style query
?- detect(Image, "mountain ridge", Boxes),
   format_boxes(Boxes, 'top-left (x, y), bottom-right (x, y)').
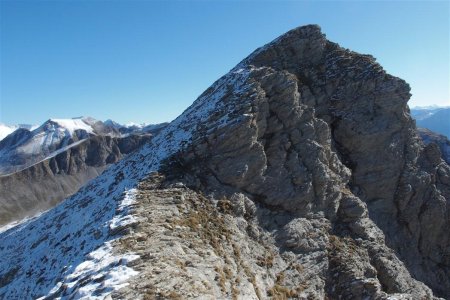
top-left (0, 24), bottom-right (448, 299)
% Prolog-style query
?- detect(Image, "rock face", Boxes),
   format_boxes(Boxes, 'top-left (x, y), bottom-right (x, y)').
top-left (159, 25), bottom-right (450, 298)
top-left (0, 25), bottom-right (448, 299)
top-left (418, 127), bottom-right (450, 164)
top-left (0, 134), bottom-right (150, 225)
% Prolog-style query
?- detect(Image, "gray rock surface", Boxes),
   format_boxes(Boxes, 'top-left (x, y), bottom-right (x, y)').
top-left (158, 24), bottom-right (449, 298)
top-left (418, 127), bottom-right (450, 164)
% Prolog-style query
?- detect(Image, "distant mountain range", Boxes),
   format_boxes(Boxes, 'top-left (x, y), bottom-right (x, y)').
top-left (411, 106), bottom-right (450, 138)
top-left (0, 118), bottom-right (167, 142)
top-left (0, 117), bottom-right (167, 175)
top-left (0, 117), bottom-right (168, 225)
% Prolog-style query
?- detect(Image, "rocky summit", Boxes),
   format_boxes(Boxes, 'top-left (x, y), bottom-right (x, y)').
top-left (0, 24), bottom-right (449, 300)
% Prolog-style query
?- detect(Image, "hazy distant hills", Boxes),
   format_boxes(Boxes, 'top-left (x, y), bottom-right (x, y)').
top-left (411, 106), bottom-right (450, 138)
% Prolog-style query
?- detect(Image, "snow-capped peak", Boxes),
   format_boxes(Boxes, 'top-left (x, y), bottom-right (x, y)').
top-left (45, 117), bottom-right (95, 135)
top-left (0, 117), bottom-right (105, 175)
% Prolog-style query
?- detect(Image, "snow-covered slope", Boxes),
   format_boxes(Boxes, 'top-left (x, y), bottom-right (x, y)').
top-left (0, 68), bottom-right (249, 299)
top-left (47, 118), bottom-right (95, 135)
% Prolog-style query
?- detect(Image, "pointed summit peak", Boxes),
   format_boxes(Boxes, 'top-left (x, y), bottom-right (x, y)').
top-left (236, 24), bottom-right (327, 71)
top-left (41, 118), bottom-right (95, 135)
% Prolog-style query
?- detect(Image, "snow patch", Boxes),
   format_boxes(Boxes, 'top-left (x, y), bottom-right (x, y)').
top-left (58, 242), bottom-right (139, 300)
top-left (109, 189), bottom-right (138, 233)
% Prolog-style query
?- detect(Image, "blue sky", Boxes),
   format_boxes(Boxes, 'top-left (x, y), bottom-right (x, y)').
top-left (1, 0), bottom-right (449, 125)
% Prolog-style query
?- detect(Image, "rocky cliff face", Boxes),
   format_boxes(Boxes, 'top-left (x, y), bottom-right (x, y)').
top-left (0, 134), bottom-right (150, 226)
top-left (418, 127), bottom-right (450, 164)
top-left (157, 25), bottom-right (450, 298)
top-left (0, 25), bottom-right (448, 299)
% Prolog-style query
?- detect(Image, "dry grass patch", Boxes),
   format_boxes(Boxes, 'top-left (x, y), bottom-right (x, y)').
top-left (257, 250), bottom-right (275, 268)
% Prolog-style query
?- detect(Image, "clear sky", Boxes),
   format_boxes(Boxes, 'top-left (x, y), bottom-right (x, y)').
top-left (1, 0), bottom-right (449, 126)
